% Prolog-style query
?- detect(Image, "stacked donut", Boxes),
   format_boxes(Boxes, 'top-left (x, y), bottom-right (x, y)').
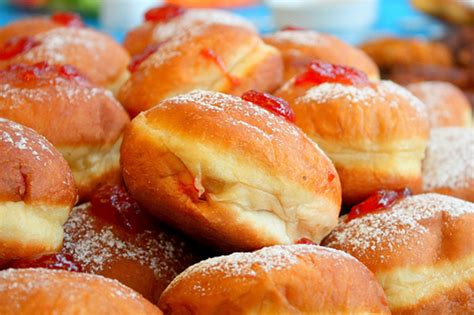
top-left (0, 4), bottom-right (473, 315)
top-left (323, 193), bottom-right (474, 314)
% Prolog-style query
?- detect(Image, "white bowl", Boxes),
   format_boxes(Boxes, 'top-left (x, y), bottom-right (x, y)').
top-left (265, 0), bottom-right (378, 41)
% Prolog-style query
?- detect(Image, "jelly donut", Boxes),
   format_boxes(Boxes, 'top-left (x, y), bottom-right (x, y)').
top-left (0, 119), bottom-right (76, 261)
top-left (276, 61), bottom-right (430, 205)
top-left (124, 4), bottom-right (256, 56)
top-left (407, 81), bottom-right (472, 128)
top-left (65, 185), bottom-right (202, 303)
top-left (118, 24), bottom-right (283, 117)
top-left (0, 268), bottom-right (162, 315)
top-left (264, 29), bottom-right (379, 81)
top-left (0, 26), bottom-right (130, 91)
top-left (0, 12), bottom-right (83, 46)
top-left (8, 185), bottom-right (203, 304)
top-left (121, 90), bottom-right (341, 251)
top-left (422, 128), bottom-right (474, 202)
top-left (323, 193), bottom-right (474, 314)
top-left (159, 245), bottom-right (390, 314)
top-left (0, 63), bottom-right (130, 200)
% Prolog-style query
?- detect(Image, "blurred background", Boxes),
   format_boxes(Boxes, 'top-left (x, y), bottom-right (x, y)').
top-left (0, 0), bottom-right (455, 43)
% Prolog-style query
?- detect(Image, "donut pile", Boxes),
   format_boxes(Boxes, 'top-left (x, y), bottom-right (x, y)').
top-left (0, 6), bottom-right (472, 315)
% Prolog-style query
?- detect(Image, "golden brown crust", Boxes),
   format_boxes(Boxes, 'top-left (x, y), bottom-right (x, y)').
top-left (360, 37), bottom-right (453, 70)
top-left (0, 268), bottom-right (162, 315)
top-left (407, 81), bottom-right (472, 128)
top-left (264, 30), bottom-right (380, 81)
top-left (0, 67), bottom-right (130, 147)
top-left (276, 80), bottom-right (429, 204)
top-left (124, 24), bottom-right (156, 57)
top-left (322, 193), bottom-right (474, 314)
top-left (0, 65), bottom-right (129, 200)
top-left (121, 90), bottom-right (341, 251)
top-left (0, 27), bottom-right (130, 87)
top-left (0, 17), bottom-right (60, 46)
top-left (323, 194), bottom-right (474, 270)
top-left (277, 80), bottom-right (429, 145)
top-left (0, 119), bottom-right (76, 205)
top-left (393, 281), bottom-right (474, 315)
top-left (123, 8), bottom-right (256, 56)
top-left (0, 119), bottom-right (76, 260)
top-left (335, 164), bottom-right (423, 205)
top-left (62, 202), bottom-right (202, 304)
top-left (426, 184), bottom-right (474, 203)
top-left (118, 24), bottom-right (283, 117)
top-left (159, 245), bottom-right (390, 314)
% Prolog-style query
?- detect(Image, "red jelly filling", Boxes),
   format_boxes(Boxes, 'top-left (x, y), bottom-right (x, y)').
top-left (4, 62), bottom-right (88, 83)
top-left (9, 253), bottom-right (82, 272)
top-left (295, 238), bottom-right (315, 245)
top-left (241, 90), bottom-right (295, 122)
top-left (200, 48), bottom-right (241, 86)
top-left (327, 172), bottom-right (336, 183)
top-left (90, 185), bottom-right (155, 234)
top-left (281, 26), bottom-right (307, 31)
top-left (51, 12), bottom-right (84, 27)
top-left (128, 43), bottom-right (163, 72)
top-left (58, 64), bottom-right (83, 80)
top-left (347, 188), bottom-right (412, 221)
top-left (0, 37), bottom-right (40, 60)
top-left (294, 60), bottom-right (371, 87)
top-left (179, 181), bottom-right (206, 203)
top-left (144, 4), bottom-right (186, 23)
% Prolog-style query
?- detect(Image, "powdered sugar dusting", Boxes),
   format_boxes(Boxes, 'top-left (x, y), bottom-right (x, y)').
top-left (300, 80), bottom-right (427, 114)
top-left (324, 194), bottom-right (474, 261)
top-left (0, 118), bottom-right (54, 161)
top-left (151, 9), bottom-right (255, 43)
top-left (267, 30), bottom-right (329, 46)
top-left (167, 245), bottom-right (355, 294)
top-left (0, 268), bottom-right (141, 305)
top-left (62, 203), bottom-right (193, 280)
top-left (302, 83), bottom-right (378, 106)
top-left (167, 90), bottom-right (301, 136)
top-left (0, 78), bottom-right (117, 109)
top-left (22, 27), bottom-right (107, 64)
top-left (423, 128), bottom-right (474, 190)
top-left (141, 26), bottom-right (205, 71)
top-left (379, 81), bottom-right (427, 114)
top-left (408, 82), bottom-right (469, 127)
top-left (163, 90), bottom-right (321, 154)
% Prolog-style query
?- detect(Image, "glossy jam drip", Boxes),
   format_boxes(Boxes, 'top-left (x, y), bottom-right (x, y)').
top-left (327, 172), bottom-right (336, 183)
top-left (295, 238), bottom-right (315, 245)
top-left (200, 48), bottom-right (241, 86)
top-left (347, 188), bottom-right (412, 221)
top-left (9, 253), bottom-right (82, 272)
top-left (241, 90), bottom-right (295, 122)
top-left (0, 36), bottom-right (40, 60)
top-left (281, 26), bottom-right (307, 31)
top-left (4, 62), bottom-right (88, 83)
top-left (144, 4), bottom-right (186, 23)
top-left (51, 12), bottom-right (84, 27)
top-left (294, 60), bottom-right (371, 87)
top-left (58, 64), bottom-right (84, 79)
top-left (128, 43), bottom-right (163, 72)
top-left (90, 185), bottom-right (156, 234)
